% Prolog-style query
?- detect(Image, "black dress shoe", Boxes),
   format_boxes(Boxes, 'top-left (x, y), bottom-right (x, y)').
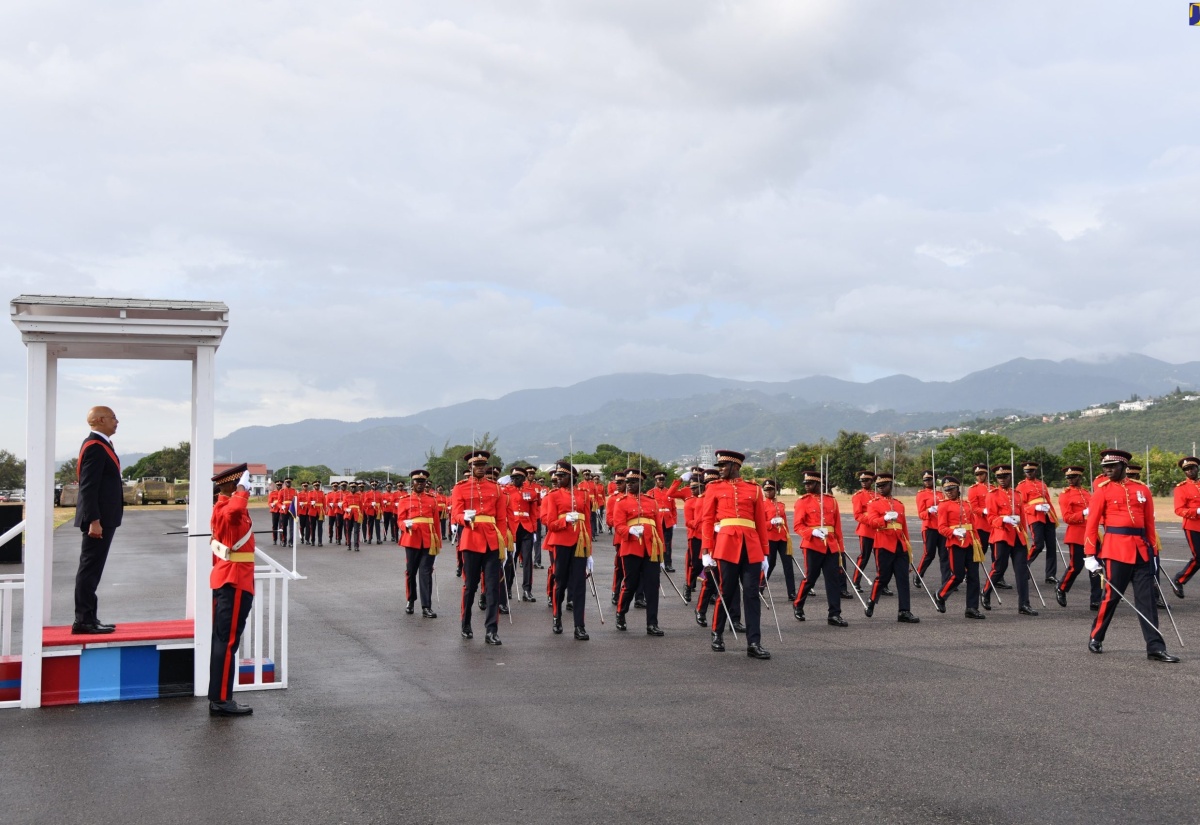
top-left (864, 600), bottom-right (875, 618)
top-left (913, 575), bottom-right (923, 588)
top-left (1088, 638), bottom-right (1102, 654)
top-left (1148, 650), bottom-right (1181, 663)
top-left (839, 590), bottom-right (853, 599)
top-left (695, 611), bottom-right (707, 627)
top-left (881, 587), bottom-right (894, 597)
top-left (574, 626), bottom-right (589, 641)
top-left (732, 621), bottom-right (747, 634)
top-left (746, 643), bottom-right (771, 659)
top-left (1045, 576), bottom-right (1058, 585)
top-left (1155, 598), bottom-right (1167, 610)
top-left (633, 598), bottom-right (647, 609)
top-left (422, 608), bottom-right (437, 619)
top-left (1018, 604), bottom-right (1039, 616)
top-left (209, 700), bottom-right (253, 716)
top-left (1170, 578), bottom-right (1185, 599)
top-left (95, 620), bottom-right (116, 630)
top-left (478, 596), bottom-right (486, 611)
top-left (664, 565), bottom-right (676, 572)
top-left (461, 628), bottom-right (474, 639)
top-left (485, 632), bottom-right (502, 646)
top-left (1090, 601), bottom-right (1100, 611)
top-left (897, 611), bottom-right (920, 623)
top-left (405, 601), bottom-right (415, 615)
top-left (711, 633), bottom-right (725, 652)
top-left (794, 608), bottom-right (806, 622)
top-left (522, 591), bottom-right (536, 602)
top-left (964, 608), bottom-right (986, 620)
top-left (552, 617), bottom-right (563, 634)
top-left (533, 563), bottom-right (544, 569)
top-left (1055, 588), bottom-right (1067, 607)
top-left (982, 592), bottom-right (992, 611)
top-left (934, 596), bottom-right (946, 614)
top-left (827, 615), bottom-right (848, 627)
top-left (996, 580), bottom-right (1013, 590)
top-left (616, 613), bottom-right (627, 631)
top-left (646, 625), bottom-right (664, 637)
top-left (566, 599), bottom-right (574, 610)
top-left (71, 622), bottom-right (115, 635)
top-left (498, 604), bottom-right (510, 615)
top-left (610, 593), bottom-right (618, 605)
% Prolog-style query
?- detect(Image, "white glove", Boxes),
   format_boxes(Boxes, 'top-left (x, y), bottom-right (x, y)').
top-left (463, 509), bottom-right (476, 523)
top-left (681, 472), bottom-right (693, 483)
top-left (927, 506), bottom-right (938, 515)
top-left (498, 475), bottom-right (511, 486)
top-left (586, 556), bottom-right (594, 573)
top-left (761, 558), bottom-right (769, 574)
top-left (702, 553), bottom-right (715, 568)
top-left (812, 528), bottom-right (828, 540)
top-left (1083, 508), bottom-right (1090, 517)
top-left (952, 528), bottom-right (966, 539)
top-left (1084, 556), bottom-right (1101, 574)
top-left (982, 508), bottom-right (988, 516)
top-left (714, 523), bottom-right (722, 532)
top-left (883, 511), bottom-right (899, 522)
top-left (565, 512), bottom-right (580, 523)
top-left (1003, 515), bottom-right (1019, 526)
top-left (771, 517), bottom-right (784, 526)
top-left (237, 469), bottom-right (252, 490)
top-left (1035, 504), bottom-right (1051, 513)
top-left (404, 519), bottom-right (413, 529)
top-left (629, 525), bottom-right (644, 538)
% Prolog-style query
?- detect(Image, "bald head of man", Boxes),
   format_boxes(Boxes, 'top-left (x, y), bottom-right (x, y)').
top-left (87, 406), bottom-right (119, 438)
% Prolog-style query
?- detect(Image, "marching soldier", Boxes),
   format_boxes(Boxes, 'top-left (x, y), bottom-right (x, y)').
top-left (362, 481), bottom-right (381, 545)
top-left (933, 476), bottom-right (986, 619)
top-left (268, 480), bottom-right (283, 545)
top-left (327, 481), bottom-right (344, 545)
top-left (540, 461), bottom-right (593, 639)
top-left (649, 471), bottom-right (680, 572)
top-left (863, 473), bottom-right (919, 623)
top-left (915, 470), bottom-right (948, 587)
top-left (850, 470), bottom-right (878, 593)
top-left (397, 469), bottom-right (440, 618)
top-left (278, 478), bottom-right (298, 545)
top-left (1018, 461), bottom-right (1060, 584)
top-left (525, 469), bottom-right (548, 569)
top-left (1168, 456), bottom-right (1200, 598)
top-left (452, 450), bottom-right (509, 645)
top-left (701, 450), bottom-right (772, 658)
top-left (208, 463), bottom-right (256, 716)
top-left (606, 470), bottom-right (628, 605)
top-left (762, 479), bottom-right (796, 601)
top-left (791, 470), bottom-right (848, 627)
top-left (381, 482), bottom-right (397, 544)
top-left (342, 481), bottom-right (363, 551)
top-left (611, 468), bottom-right (666, 637)
top-left (507, 467), bottom-right (540, 602)
top-left (982, 465), bottom-right (1035, 615)
top-left (1055, 466), bottom-right (1101, 609)
top-left (683, 476), bottom-right (705, 603)
top-left (1084, 449), bottom-right (1179, 662)
top-left (310, 481), bottom-right (325, 547)
top-left (295, 482), bottom-right (310, 544)
top-left (969, 464), bottom-right (1004, 589)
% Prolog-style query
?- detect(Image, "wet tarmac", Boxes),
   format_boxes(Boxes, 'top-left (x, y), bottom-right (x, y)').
top-left (3, 508), bottom-right (1199, 824)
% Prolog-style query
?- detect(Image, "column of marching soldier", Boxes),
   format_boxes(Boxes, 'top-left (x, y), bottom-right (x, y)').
top-left (285, 447), bottom-right (1199, 663)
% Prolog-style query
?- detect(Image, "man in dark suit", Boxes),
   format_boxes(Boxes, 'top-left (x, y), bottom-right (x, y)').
top-left (73, 405), bottom-right (123, 634)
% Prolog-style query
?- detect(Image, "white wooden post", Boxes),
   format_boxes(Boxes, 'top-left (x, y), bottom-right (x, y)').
top-left (20, 343), bottom-right (50, 708)
top-left (190, 345), bottom-right (216, 696)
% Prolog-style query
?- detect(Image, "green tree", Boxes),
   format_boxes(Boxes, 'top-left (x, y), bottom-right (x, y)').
top-left (424, 434), bottom-right (503, 490)
top-left (776, 442), bottom-right (824, 491)
top-left (56, 456), bottom-right (78, 486)
top-left (0, 450), bottom-right (26, 490)
top-left (123, 441), bottom-right (190, 481)
top-left (600, 451), bottom-right (669, 480)
top-left (826, 431), bottom-right (873, 493)
top-left (1143, 446), bottom-right (1185, 497)
top-left (1061, 441), bottom-right (1108, 478)
top-left (913, 433), bottom-right (1021, 484)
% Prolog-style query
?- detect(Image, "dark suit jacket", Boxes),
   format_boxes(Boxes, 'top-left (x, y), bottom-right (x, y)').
top-left (74, 433), bottom-right (124, 530)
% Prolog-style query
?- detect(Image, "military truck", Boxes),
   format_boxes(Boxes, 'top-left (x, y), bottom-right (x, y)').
top-left (59, 482), bottom-right (139, 508)
top-left (135, 477), bottom-right (173, 505)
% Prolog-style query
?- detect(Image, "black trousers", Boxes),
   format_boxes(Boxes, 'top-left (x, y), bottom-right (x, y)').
top-left (869, 547), bottom-right (911, 612)
top-left (612, 550), bottom-right (625, 596)
top-left (278, 514), bottom-right (292, 544)
top-left (985, 541), bottom-right (1029, 607)
top-left (312, 516), bottom-right (323, 545)
top-left (75, 528), bottom-right (116, 624)
top-left (1176, 530), bottom-right (1200, 586)
top-left (345, 519), bottom-right (361, 549)
top-left (364, 515), bottom-right (379, 543)
top-left (918, 527), bottom-right (950, 584)
top-left (618, 554), bottom-right (660, 626)
top-left (404, 546), bottom-right (435, 608)
top-left (938, 544), bottom-right (980, 609)
top-left (765, 539), bottom-right (796, 597)
top-left (852, 535), bottom-right (874, 587)
top-left (532, 525), bottom-right (544, 565)
top-left (1028, 521), bottom-right (1058, 579)
top-left (792, 548), bottom-right (841, 616)
top-left (209, 584), bottom-right (253, 702)
top-left (516, 527), bottom-right (535, 592)
top-left (714, 549), bottom-right (761, 645)
top-left (988, 539), bottom-right (1011, 587)
top-left (686, 537), bottom-right (702, 589)
top-left (383, 512), bottom-right (397, 543)
top-left (461, 549), bottom-right (500, 634)
top-left (1059, 542), bottom-right (1102, 604)
top-left (271, 512), bottom-right (282, 543)
top-left (552, 545), bottom-right (587, 629)
top-left (1091, 556), bottom-right (1165, 652)
top-left (662, 526), bottom-right (674, 567)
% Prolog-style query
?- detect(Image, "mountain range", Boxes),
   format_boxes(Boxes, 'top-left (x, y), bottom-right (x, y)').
top-left (213, 354), bottom-right (1200, 472)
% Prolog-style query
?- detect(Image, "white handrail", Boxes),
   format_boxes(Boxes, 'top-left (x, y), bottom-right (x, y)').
top-left (235, 547), bottom-right (294, 692)
top-left (0, 519), bottom-right (25, 549)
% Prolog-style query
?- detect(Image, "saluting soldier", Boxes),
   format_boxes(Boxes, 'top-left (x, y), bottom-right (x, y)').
top-left (397, 469), bottom-right (440, 618)
top-left (863, 472), bottom-right (919, 623)
top-left (540, 461), bottom-right (594, 639)
top-left (1084, 449), bottom-right (1179, 662)
top-left (208, 463), bottom-right (256, 717)
top-left (610, 468), bottom-right (666, 637)
top-left (1168, 456), bottom-right (1200, 598)
top-left (762, 479), bottom-right (796, 601)
top-left (701, 450), bottom-right (772, 658)
top-left (791, 470), bottom-right (848, 627)
top-left (982, 465), bottom-right (1035, 615)
top-left (933, 476), bottom-right (986, 619)
top-left (451, 450), bottom-right (510, 645)
top-left (1055, 466), bottom-right (1101, 609)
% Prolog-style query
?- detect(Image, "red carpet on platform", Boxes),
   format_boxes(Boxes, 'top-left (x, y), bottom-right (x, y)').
top-left (43, 620), bottom-right (195, 648)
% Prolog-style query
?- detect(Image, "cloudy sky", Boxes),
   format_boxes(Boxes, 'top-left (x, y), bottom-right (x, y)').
top-left (1, 1), bottom-right (1197, 458)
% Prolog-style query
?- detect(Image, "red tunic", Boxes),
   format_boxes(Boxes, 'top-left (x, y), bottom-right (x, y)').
top-left (612, 492), bottom-right (665, 559)
top-left (851, 488), bottom-right (876, 538)
top-left (763, 497), bottom-right (789, 543)
top-left (985, 486), bottom-right (1027, 546)
top-left (700, 479), bottom-right (770, 563)
top-left (915, 487), bottom-right (945, 530)
top-left (683, 495), bottom-right (704, 540)
top-left (647, 485), bottom-right (679, 529)
top-left (450, 478), bottom-right (510, 553)
top-left (397, 491), bottom-right (441, 551)
top-left (1084, 479), bottom-right (1158, 563)
top-left (1173, 478), bottom-right (1200, 533)
top-left (936, 499), bottom-right (976, 549)
top-left (506, 483), bottom-right (539, 534)
top-left (792, 493), bottom-right (843, 554)
top-left (1017, 478), bottom-right (1058, 525)
top-left (540, 487), bottom-right (593, 550)
top-left (210, 489), bottom-right (255, 593)
top-left (864, 496), bottom-right (909, 553)
top-left (967, 482), bottom-right (992, 534)
top-left (1058, 486), bottom-right (1090, 545)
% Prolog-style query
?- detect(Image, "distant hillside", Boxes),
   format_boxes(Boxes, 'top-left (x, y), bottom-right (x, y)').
top-left (1003, 395), bottom-right (1200, 454)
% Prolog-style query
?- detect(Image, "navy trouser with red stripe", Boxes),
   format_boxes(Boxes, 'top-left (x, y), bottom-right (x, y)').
top-left (765, 539), bottom-right (796, 598)
top-left (1174, 529), bottom-right (1200, 586)
top-left (792, 548), bottom-right (841, 616)
top-left (1091, 556), bottom-right (1165, 652)
top-left (851, 536), bottom-right (874, 588)
top-left (713, 546), bottom-right (761, 645)
top-left (551, 545), bottom-right (587, 629)
top-left (209, 584), bottom-right (253, 702)
top-left (870, 547), bottom-right (911, 613)
top-left (938, 545), bottom-right (980, 609)
top-left (1058, 543), bottom-right (1102, 604)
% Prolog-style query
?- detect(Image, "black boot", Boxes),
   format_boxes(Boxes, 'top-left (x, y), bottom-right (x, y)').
top-left (711, 632), bottom-right (725, 652)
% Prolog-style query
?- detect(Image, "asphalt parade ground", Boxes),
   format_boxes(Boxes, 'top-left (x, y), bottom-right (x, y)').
top-left (3, 508), bottom-right (1200, 825)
